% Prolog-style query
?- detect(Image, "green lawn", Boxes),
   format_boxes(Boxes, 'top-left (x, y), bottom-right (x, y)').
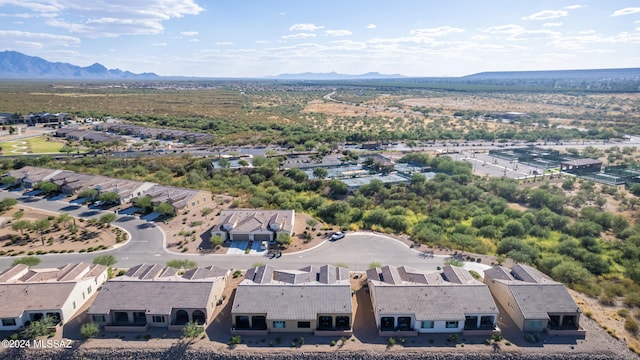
top-left (0, 136), bottom-right (63, 154)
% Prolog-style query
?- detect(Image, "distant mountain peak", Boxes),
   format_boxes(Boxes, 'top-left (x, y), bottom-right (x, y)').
top-left (0, 51), bottom-right (158, 80)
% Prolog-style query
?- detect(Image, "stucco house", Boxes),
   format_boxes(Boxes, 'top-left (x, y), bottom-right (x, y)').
top-left (211, 209), bottom-right (295, 242)
top-left (87, 264), bottom-right (228, 332)
top-left (0, 263), bottom-right (108, 332)
top-left (231, 264), bottom-right (352, 336)
top-left (367, 265), bottom-right (499, 336)
top-left (483, 264), bottom-right (584, 335)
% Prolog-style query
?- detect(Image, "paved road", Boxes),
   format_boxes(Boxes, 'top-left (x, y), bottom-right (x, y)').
top-left (0, 192), bottom-right (448, 272)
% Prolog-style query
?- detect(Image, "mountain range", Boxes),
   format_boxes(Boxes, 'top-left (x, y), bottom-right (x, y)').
top-left (0, 51), bottom-right (158, 79)
top-left (1, 50), bottom-right (639, 81)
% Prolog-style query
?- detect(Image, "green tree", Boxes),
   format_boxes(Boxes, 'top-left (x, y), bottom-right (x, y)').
top-left (0, 198), bottom-right (18, 212)
top-left (210, 234), bottom-right (224, 247)
top-left (276, 233), bottom-right (292, 247)
top-left (93, 254), bottom-right (117, 267)
top-left (12, 209), bottom-right (24, 220)
top-left (11, 219), bottom-right (31, 235)
top-left (98, 213), bottom-right (117, 225)
top-left (1, 175), bottom-right (17, 186)
top-left (32, 218), bottom-right (51, 246)
top-left (78, 188), bottom-right (99, 201)
top-left (328, 179), bottom-right (348, 197)
top-left (182, 321), bottom-right (203, 340)
top-left (80, 322), bottom-right (99, 339)
top-left (313, 167), bottom-right (328, 179)
top-left (551, 260), bottom-right (593, 287)
top-left (98, 192), bottom-right (120, 205)
top-left (36, 181), bottom-right (58, 194)
top-left (12, 256), bottom-right (41, 267)
top-left (23, 316), bottom-right (55, 339)
top-left (134, 195), bottom-right (153, 211)
top-left (154, 202), bottom-right (175, 216)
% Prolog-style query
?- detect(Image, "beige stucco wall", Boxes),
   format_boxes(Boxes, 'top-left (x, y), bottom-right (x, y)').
top-left (485, 278), bottom-right (528, 332)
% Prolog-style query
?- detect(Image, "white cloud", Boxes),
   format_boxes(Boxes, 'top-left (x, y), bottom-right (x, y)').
top-left (0, 0), bottom-right (63, 13)
top-left (281, 33), bottom-right (316, 39)
top-left (0, 30), bottom-right (80, 46)
top-left (216, 41), bottom-right (234, 45)
top-left (410, 26), bottom-right (464, 37)
top-left (189, 38), bottom-right (199, 42)
top-left (543, 22), bottom-right (563, 27)
top-left (564, 5), bottom-right (584, 10)
top-left (482, 24), bottom-right (524, 35)
top-left (522, 10), bottom-right (568, 20)
top-left (366, 24), bottom-right (376, 29)
top-left (289, 23), bottom-right (324, 31)
top-left (15, 40), bottom-right (43, 48)
top-left (7, 0), bottom-right (203, 38)
top-left (151, 42), bottom-right (167, 46)
top-left (325, 29), bottom-right (352, 37)
top-left (611, 8), bottom-right (640, 16)
top-left (181, 31), bottom-right (199, 36)
top-left (255, 40), bottom-right (269, 44)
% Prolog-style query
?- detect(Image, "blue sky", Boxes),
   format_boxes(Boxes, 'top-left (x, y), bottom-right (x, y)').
top-left (0, 1), bottom-right (639, 77)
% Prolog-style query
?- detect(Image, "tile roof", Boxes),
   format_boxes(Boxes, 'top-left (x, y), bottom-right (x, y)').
top-left (484, 264), bottom-right (579, 320)
top-left (213, 209), bottom-right (295, 234)
top-left (0, 263), bottom-right (106, 283)
top-left (88, 281), bottom-right (216, 315)
top-left (367, 265), bottom-right (498, 320)
top-left (233, 264), bottom-right (352, 319)
top-left (118, 264), bottom-right (229, 282)
top-left (0, 283), bottom-right (77, 318)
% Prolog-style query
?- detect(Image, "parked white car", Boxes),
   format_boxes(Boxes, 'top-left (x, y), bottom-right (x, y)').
top-left (330, 231), bottom-right (345, 241)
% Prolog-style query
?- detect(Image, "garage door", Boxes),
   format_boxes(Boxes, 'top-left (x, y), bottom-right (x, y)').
top-left (254, 234), bottom-right (272, 241)
top-left (232, 233), bottom-right (250, 241)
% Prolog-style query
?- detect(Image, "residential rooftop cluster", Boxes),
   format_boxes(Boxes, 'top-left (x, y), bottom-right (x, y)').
top-left (5, 166), bottom-right (211, 211)
top-left (0, 263), bottom-right (584, 339)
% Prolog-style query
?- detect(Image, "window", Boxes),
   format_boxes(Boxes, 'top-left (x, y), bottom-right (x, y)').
top-left (72, 301), bottom-right (76, 309)
top-left (318, 316), bottom-right (332, 329)
top-left (2, 318), bottom-right (16, 326)
top-left (421, 320), bottom-right (434, 329)
top-left (87, 285), bottom-right (92, 294)
top-left (252, 316), bottom-right (266, 330)
top-left (381, 317), bottom-right (395, 331)
top-left (446, 321), bottom-right (458, 328)
top-left (235, 316), bottom-right (250, 329)
top-left (336, 316), bottom-right (350, 329)
top-left (92, 315), bottom-right (106, 323)
top-left (152, 315), bottom-right (165, 323)
top-left (273, 321), bottom-right (285, 329)
top-left (82, 292), bottom-right (85, 300)
top-left (298, 321), bottom-right (311, 329)
top-left (397, 317), bottom-right (411, 330)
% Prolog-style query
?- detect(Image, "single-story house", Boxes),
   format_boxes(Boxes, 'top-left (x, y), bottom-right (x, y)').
top-left (87, 264), bottom-right (228, 332)
top-left (6, 166), bottom-right (62, 188)
top-left (211, 209), bottom-right (295, 242)
top-left (231, 264), bottom-right (352, 336)
top-left (143, 185), bottom-right (211, 212)
top-left (367, 265), bottom-right (499, 336)
top-left (0, 263), bottom-right (108, 331)
top-left (484, 264), bottom-right (584, 335)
